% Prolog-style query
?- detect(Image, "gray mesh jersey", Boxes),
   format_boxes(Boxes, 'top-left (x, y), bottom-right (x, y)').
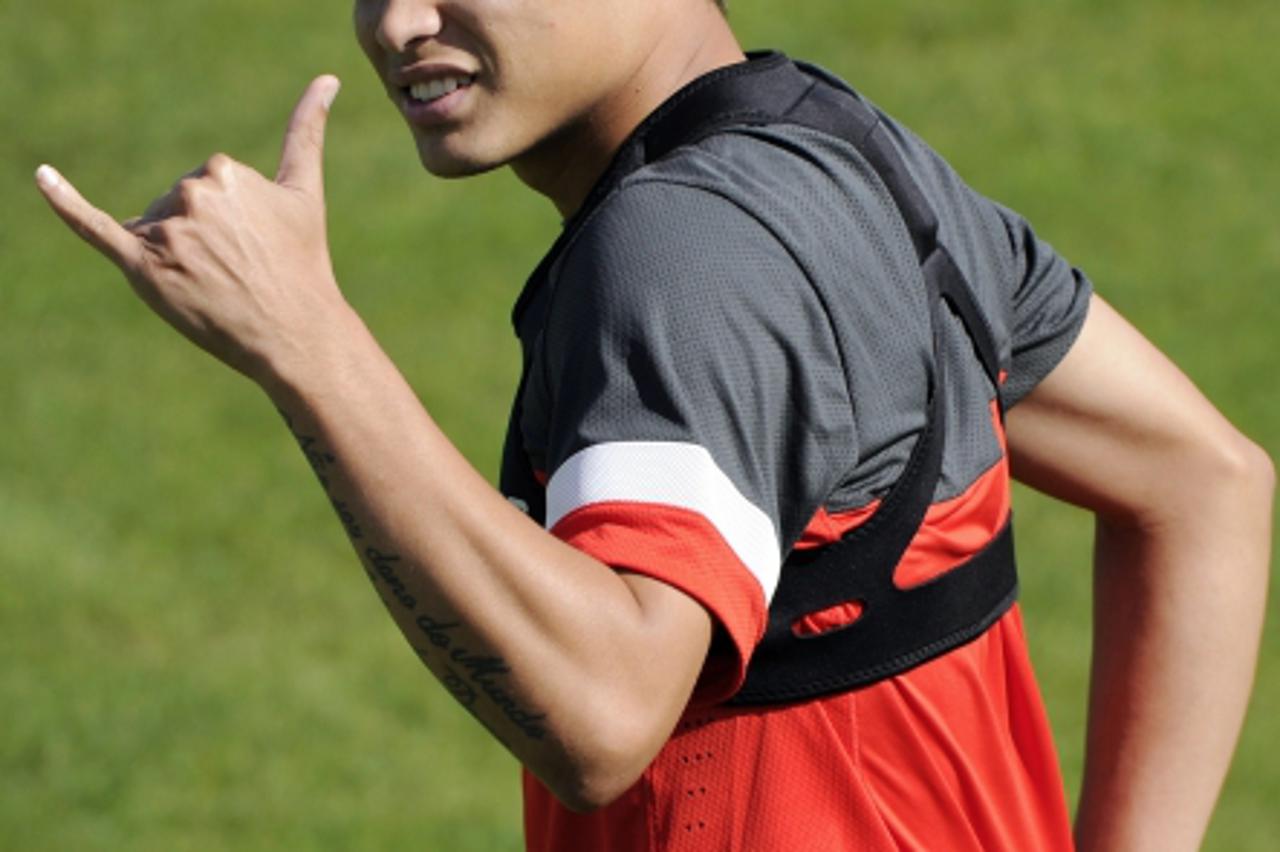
top-left (505, 75), bottom-right (1092, 700)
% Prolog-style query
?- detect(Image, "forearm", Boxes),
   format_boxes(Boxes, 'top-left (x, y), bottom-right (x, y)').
top-left (262, 307), bottom-right (709, 808)
top-left (1075, 445), bottom-right (1273, 851)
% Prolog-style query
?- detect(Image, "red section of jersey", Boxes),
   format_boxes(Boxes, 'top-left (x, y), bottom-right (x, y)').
top-left (796, 398), bottom-right (1011, 590)
top-left (530, 405), bottom-right (1071, 851)
top-left (794, 501), bottom-right (881, 550)
top-left (551, 501), bottom-right (768, 703)
top-left (792, 599), bottom-right (865, 637)
top-left (524, 606), bottom-right (1072, 852)
top-left (897, 399), bottom-right (1011, 588)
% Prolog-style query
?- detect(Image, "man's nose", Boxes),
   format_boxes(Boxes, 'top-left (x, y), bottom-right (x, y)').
top-left (375, 0), bottom-right (444, 53)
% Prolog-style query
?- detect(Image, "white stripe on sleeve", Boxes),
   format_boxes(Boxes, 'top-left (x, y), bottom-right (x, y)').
top-left (546, 441), bottom-right (781, 600)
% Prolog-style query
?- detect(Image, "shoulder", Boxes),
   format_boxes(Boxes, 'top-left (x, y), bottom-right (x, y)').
top-left (560, 155), bottom-right (800, 289)
top-left (546, 120), bottom-right (931, 332)
top-left (545, 159), bottom-right (828, 349)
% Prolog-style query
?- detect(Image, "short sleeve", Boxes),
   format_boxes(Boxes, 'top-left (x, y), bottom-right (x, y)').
top-left (538, 179), bottom-right (855, 701)
top-left (993, 203), bottom-right (1093, 406)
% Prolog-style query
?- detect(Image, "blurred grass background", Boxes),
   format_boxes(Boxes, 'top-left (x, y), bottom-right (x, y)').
top-left (1, 0), bottom-right (1275, 848)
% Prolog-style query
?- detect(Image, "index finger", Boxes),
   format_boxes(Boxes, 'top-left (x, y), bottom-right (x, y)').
top-left (35, 164), bottom-right (141, 272)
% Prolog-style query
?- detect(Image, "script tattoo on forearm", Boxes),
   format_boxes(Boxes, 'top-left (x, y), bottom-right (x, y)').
top-left (281, 409), bottom-right (366, 541)
top-left (278, 409), bottom-right (548, 742)
top-left (367, 546), bottom-right (548, 740)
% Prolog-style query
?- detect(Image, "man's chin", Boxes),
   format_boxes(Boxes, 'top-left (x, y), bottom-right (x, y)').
top-left (415, 140), bottom-right (504, 180)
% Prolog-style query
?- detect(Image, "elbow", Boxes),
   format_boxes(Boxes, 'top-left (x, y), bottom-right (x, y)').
top-left (1245, 438), bottom-right (1274, 495)
top-left (1120, 428), bottom-right (1275, 528)
top-left (526, 584), bottom-right (709, 813)
top-left (555, 743), bottom-right (653, 814)
top-left (1182, 430), bottom-right (1276, 528)
top-left (541, 706), bottom-right (662, 813)
top-left (1211, 431), bottom-right (1275, 504)
top-left (553, 769), bottom-right (641, 815)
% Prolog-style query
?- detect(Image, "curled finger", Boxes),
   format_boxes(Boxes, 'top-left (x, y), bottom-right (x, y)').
top-left (125, 163), bottom-right (209, 230)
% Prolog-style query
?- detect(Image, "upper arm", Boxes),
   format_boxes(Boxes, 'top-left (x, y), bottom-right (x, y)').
top-left (1005, 293), bottom-right (1265, 522)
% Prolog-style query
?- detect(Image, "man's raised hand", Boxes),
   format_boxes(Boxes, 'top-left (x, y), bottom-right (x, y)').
top-left (35, 75), bottom-right (347, 385)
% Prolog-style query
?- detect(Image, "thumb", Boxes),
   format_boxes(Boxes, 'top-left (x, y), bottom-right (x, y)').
top-left (35, 164), bottom-right (141, 273)
top-left (276, 75), bottom-right (341, 193)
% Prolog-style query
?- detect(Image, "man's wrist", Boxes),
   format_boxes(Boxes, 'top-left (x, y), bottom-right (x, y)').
top-left (253, 300), bottom-right (380, 408)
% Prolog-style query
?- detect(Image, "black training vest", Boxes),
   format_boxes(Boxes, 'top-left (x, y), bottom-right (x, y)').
top-left (501, 52), bottom-right (1019, 707)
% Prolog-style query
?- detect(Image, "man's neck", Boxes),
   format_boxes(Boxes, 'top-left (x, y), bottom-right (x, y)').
top-left (511, 9), bottom-right (745, 219)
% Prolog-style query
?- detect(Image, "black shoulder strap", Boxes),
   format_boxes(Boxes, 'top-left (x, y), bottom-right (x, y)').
top-left (506, 53), bottom-right (1018, 704)
top-left (789, 62), bottom-right (1004, 394)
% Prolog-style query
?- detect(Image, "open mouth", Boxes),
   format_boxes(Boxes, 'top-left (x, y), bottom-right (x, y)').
top-left (405, 74), bottom-right (478, 105)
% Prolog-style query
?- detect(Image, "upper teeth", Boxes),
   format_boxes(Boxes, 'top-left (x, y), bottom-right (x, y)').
top-left (409, 76), bottom-right (471, 103)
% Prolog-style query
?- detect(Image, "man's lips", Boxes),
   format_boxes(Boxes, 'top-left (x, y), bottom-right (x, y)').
top-left (390, 61), bottom-right (479, 88)
top-left (390, 63), bottom-right (480, 121)
top-left (405, 73), bottom-right (477, 105)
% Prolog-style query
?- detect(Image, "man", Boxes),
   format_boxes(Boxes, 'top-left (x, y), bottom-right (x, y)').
top-left (35, 0), bottom-right (1273, 849)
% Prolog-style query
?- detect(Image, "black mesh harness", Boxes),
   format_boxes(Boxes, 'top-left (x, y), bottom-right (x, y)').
top-left (503, 52), bottom-right (1019, 707)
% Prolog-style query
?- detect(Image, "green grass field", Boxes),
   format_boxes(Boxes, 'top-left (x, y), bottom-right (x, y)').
top-left (3, 1), bottom-right (1277, 848)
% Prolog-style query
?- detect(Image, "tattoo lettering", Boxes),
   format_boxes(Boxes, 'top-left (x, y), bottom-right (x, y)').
top-left (367, 547), bottom-right (416, 610)
top-left (442, 666), bottom-right (478, 707)
top-left (330, 497), bottom-right (364, 540)
top-left (355, 501), bottom-right (548, 739)
top-left (295, 432), bottom-right (337, 489)
top-left (413, 612), bottom-right (548, 738)
top-left (279, 408), bottom-right (548, 742)
top-left (416, 614), bottom-right (462, 650)
top-left (280, 409), bottom-right (339, 498)
top-left (450, 650), bottom-right (548, 740)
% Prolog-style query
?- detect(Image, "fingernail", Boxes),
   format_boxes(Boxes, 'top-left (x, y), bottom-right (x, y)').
top-left (35, 164), bottom-right (61, 189)
top-left (322, 79), bottom-right (341, 110)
